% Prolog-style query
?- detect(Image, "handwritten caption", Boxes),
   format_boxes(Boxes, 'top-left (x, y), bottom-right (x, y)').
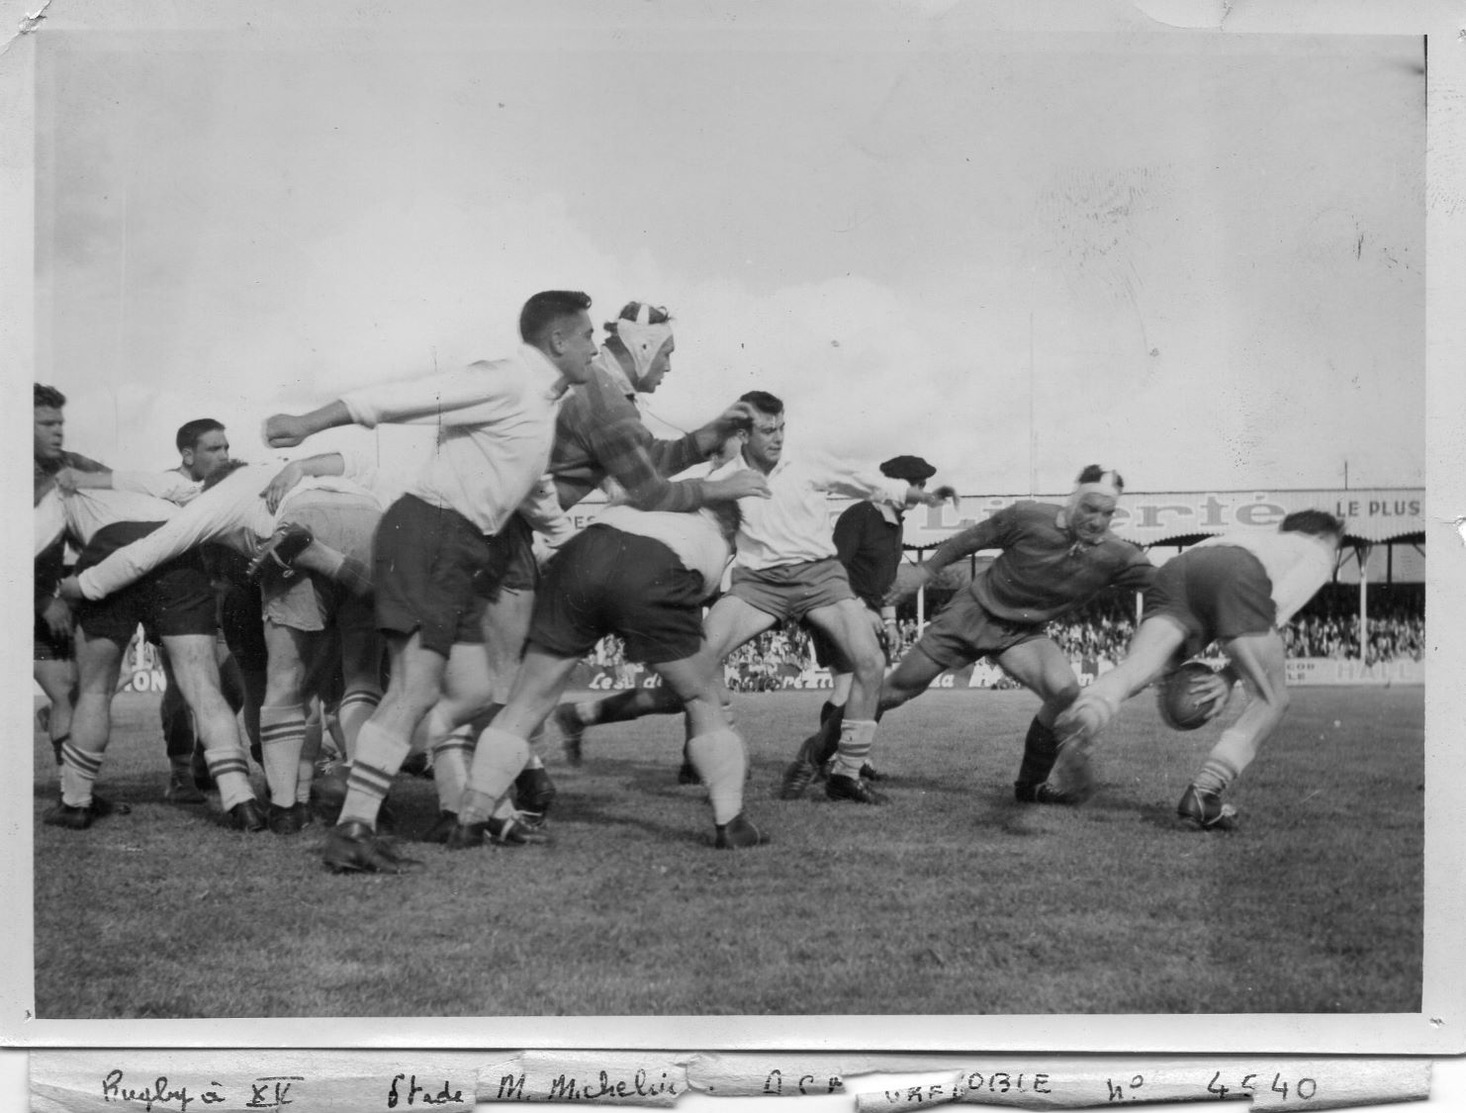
top-left (99, 1069), bottom-right (470, 1112)
top-left (101, 1072), bottom-right (302, 1112)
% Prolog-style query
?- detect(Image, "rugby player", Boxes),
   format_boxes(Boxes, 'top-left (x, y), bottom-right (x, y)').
top-left (261, 290), bottom-right (599, 874)
top-left (555, 391), bottom-right (954, 805)
top-left (445, 496), bottom-right (763, 851)
top-left (60, 456), bottom-right (390, 834)
top-left (782, 466), bottom-right (1156, 804)
top-left (435, 299), bottom-right (762, 834)
top-left (42, 484), bottom-right (264, 831)
top-left (803, 453), bottom-right (939, 782)
top-left (33, 385), bottom-right (109, 774)
top-left (1051, 509), bottom-right (1346, 830)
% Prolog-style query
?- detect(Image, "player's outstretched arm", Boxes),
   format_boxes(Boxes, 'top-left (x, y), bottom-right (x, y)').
top-left (906, 484), bottom-right (960, 512)
top-left (262, 401), bottom-right (352, 448)
top-left (690, 400), bottom-right (757, 454)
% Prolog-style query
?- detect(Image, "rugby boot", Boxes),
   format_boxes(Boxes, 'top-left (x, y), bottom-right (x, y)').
top-left (1176, 784), bottom-right (1238, 832)
top-left (1014, 781), bottom-right (1081, 805)
top-left (42, 801), bottom-right (96, 830)
top-left (714, 812), bottom-right (767, 849)
top-left (513, 765), bottom-right (557, 817)
top-left (777, 737), bottom-right (820, 800)
top-left (323, 820), bottom-right (422, 874)
top-left (247, 522), bottom-right (314, 582)
top-left (267, 801), bottom-right (315, 835)
top-left (222, 798), bottom-right (268, 832)
top-left (825, 773), bottom-right (888, 805)
top-left (165, 768), bottom-right (206, 805)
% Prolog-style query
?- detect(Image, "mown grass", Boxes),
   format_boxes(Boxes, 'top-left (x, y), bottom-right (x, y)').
top-left (33, 686), bottom-right (1422, 1018)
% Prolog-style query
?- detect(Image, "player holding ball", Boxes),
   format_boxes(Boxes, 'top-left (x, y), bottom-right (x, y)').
top-left (1052, 509), bottom-right (1346, 830)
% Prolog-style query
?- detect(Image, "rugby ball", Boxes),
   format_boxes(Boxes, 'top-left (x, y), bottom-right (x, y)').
top-left (1157, 661), bottom-right (1219, 732)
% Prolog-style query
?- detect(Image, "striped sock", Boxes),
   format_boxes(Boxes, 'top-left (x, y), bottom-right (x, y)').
top-left (433, 726), bottom-right (476, 812)
top-left (687, 729), bottom-right (747, 825)
top-left (460, 726), bottom-right (530, 825)
top-left (59, 741), bottom-right (102, 808)
top-left (338, 719), bottom-right (409, 828)
top-left (260, 704), bottom-right (308, 807)
top-left (831, 719), bottom-right (878, 779)
top-left (51, 731), bottom-right (70, 767)
top-left (203, 745), bottom-right (255, 812)
top-left (336, 690), bottom-right (381, 762)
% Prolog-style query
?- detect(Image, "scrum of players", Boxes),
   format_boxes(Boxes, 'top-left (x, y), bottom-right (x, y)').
top-left (32, 290), bottom-right (1348, 873)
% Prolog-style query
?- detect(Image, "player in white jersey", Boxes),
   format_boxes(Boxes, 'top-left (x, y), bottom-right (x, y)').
top-left (261, 290), bottom-right (598, 874)
top-left (41, 485), bottom-right (265, 830)
top-left (1051, 509), bottom-right (1346, 830)
top-left (555, 391), bottom-right (955, 804)
top-left (61, 457), bottom-right (390, 833)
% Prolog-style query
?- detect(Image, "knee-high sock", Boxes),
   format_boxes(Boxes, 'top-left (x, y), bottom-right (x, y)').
top-left (335, 689), bottom-right (380, 762)
top-left (687, 729), bottom-right (747, 825)
top-left (203, 745), bottom-right (256, 812)
top-left (59, 740), bottom-right (103, 808)
top-left (51, 731), bottom-right (69, 768)
top-left (1016, 716), bottom-right (1060, 788)
top-left (460, 726), bottom-right (530, 825)
top-left (830, 719), bottom-right (877, 779)
top-left (433, 725), bottom-right (476, 813)
top-left (1194, 727), bottom-right (1260, 795)
top-left (339, 718), bottom-right (410, 828)
top-left (259, 703), bottom-right (308, 807)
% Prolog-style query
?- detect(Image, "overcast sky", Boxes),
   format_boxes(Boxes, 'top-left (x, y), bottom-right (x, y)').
top-left (33, 6), bottom-right (1424, 495)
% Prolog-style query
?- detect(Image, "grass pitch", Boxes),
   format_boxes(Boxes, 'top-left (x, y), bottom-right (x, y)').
top-left (33, 685), bottom-right (1422, 1018)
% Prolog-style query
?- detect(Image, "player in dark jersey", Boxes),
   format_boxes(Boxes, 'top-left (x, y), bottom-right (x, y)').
top-left (782, 466), bottom-right (1156, 804)
top-left (801, 454), bottom-right (938, 782)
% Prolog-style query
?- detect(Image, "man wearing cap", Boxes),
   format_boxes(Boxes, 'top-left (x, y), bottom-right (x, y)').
top-left (799, 454), bottom-right (938, 783)
top-left (783, 465), bottom-right (1156, 805)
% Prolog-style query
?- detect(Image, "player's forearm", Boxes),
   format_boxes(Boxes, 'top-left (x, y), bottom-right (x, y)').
top-left (923, 522), bottom-right (994, 574)
top-left (293, 401), bottom-right (354, 437)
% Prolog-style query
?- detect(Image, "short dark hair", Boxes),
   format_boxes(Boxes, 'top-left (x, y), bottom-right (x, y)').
top-left (1280, 509), bottom-right (1345, 539)
top-left (177, 418), bottom-right (225, 453)
top-left (1076, 464), bottom-right (1124, 491)
top-left (739, 390), bottom-right (784, 417)
top-left (604, 301), bottom-right (672, 334)
top-left (35, 384), bottom-right (66, 409)
top-left (519, 291), bottom-right (592, 345)
top-left (201, 459), bottom-right (249, 490)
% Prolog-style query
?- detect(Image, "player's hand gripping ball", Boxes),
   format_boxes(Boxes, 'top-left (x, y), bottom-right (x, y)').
top-left (1157, 661), bottom-right (1225, 731)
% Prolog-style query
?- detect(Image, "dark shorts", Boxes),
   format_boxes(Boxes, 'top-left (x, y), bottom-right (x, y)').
top-left (372, 494), bottom-right (504, 656)
top-left (1145, 544), bottom-right (1277, 656)
top-left (34, 613), bottom-right (73, 661)
top-left (493, 512), bottom-right (540, 593)
top-left (911, 587), bottom-right (1046, 670)
top-left (219, 580), bottom-right (269, 673)
top-left (727, 558), bottom-right (855, 623)
top-left (528, 525), bottom-right (706, 665)
top-left (74, 522), bottom-right (217, 645)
